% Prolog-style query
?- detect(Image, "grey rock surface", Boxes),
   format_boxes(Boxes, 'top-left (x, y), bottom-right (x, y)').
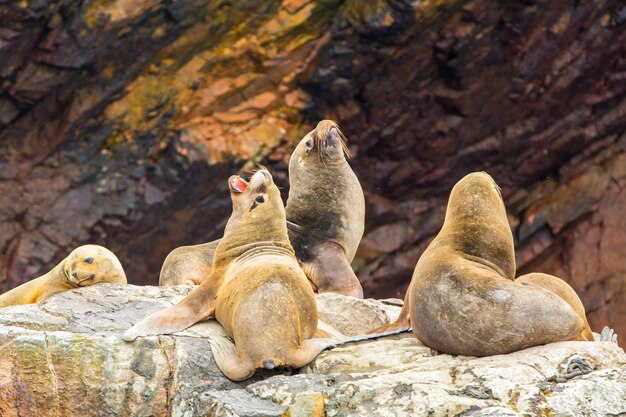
top-left (0, 283), bottom-right (624, 416)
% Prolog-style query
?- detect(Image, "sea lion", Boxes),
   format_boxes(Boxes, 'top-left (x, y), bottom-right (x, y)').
top-left (159, 240), bottom-right (219, 286)
top-left (159, 120), bottom-right (365, 298)
top-left (371, 172), bottom-right (587, 356)
top-left (0, 245), bottom-right (127, 308)
top-left (515, 272), bottom-right (594, 341)
top-left (124, 170), bottom-right (338, 380)
top-left (286, 120), bottom-right (365, 297)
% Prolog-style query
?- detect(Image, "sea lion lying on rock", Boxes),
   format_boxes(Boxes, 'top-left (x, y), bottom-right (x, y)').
top-left (159, 120), bottom-right (365, 298)
top-left (371, 172), bottom-right (601, 356)
top-left (0, 245), bottom-right (127, 308)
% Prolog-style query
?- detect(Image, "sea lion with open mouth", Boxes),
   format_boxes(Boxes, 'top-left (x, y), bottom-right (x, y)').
top-left (370, 172), bottom-right (591, 356)
top-left (159, 120), bottom-right (365, 298)
top-left (0, 245), bottom-right (127, 308)
top-left (124, 170), bottom-right (341, 380)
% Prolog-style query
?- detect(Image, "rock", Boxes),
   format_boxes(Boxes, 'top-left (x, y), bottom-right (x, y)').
top-left (0, 284), bottom-right (624, 416)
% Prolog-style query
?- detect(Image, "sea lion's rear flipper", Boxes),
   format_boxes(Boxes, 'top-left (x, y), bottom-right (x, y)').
top-left (294, 327), bottom-right (412, 365)
top-left (315, 319), bottom-right (346, 338)
top-left (330, 327), bottom-right (411, 348)
top-left (290, 338), bottom-right (336, 368)
top-left (123, 284), bottom-right (217, 341)
top-left (302, 243), bottom-right (363, 298)
top-left (209, 336), bottom-right (256, 381)
top-left (516, 273), bottom-right (594, 341)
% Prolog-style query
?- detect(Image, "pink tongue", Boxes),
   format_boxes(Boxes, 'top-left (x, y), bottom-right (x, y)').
top-left (231, 176), bottom-right (249, 192)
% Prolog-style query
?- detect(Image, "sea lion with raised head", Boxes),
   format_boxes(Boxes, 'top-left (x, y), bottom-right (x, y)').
top-left (371, 172), bottom-right (589, 356)
top-left (124, 170), bottom-right (338, 380)
top-left (159, 120), bottom-right (365, 298)
top-left (285, 120), bottom-right (365, 297)
top-left (0, 245), bottom-right (127, 308)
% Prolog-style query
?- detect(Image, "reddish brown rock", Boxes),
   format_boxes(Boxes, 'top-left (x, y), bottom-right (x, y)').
top-left (0, 0), bottom-right (625, 346)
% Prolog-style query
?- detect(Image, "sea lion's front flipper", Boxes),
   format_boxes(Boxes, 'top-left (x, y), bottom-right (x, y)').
top-left (209, 336), bottom-right (255, 381)
top-left (303, 243), bottom-right (363, 298)
top-left (123, 284), bottom-right (217, 341)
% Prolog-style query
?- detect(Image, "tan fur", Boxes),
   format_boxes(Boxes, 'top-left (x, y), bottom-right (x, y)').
top-left (159, 240), bottom-right (218, 286)
top-left (516, 272), bottom-right (594, 341)
top-left (159, 120), bottom-right (365, 299)
top-left (371, 172), bottom-right (586, 355)
top-left (0, 245), bottom-right (127, 308)
top-left (124, 170), bottom-right (333, 380)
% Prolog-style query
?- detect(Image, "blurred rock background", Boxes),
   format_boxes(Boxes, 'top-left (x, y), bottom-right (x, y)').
top-left (0, 0), bottom-right (624, 344)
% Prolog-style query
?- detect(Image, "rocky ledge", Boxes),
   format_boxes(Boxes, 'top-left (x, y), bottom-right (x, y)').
top-left (0, 284), bottom-right (624, 417)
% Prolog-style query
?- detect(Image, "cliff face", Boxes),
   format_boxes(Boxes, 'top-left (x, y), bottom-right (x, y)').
top-left (0, 285), bottom-right (625, 417)
top-left (1, 0), bottom-right (625, 344)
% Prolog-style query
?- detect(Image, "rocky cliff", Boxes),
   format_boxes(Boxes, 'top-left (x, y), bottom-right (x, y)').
top-left (1, 0), bottom-right (625, 345)
top-left (0, 284), bottom-right (625, 417)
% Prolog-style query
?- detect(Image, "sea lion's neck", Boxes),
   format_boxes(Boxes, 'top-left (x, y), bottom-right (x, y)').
top-left (231, 241), bottom-right (295, 263)
top-left (440, 219), bottom-right (515, 280)
top-left (215, 213), bottom-right (293, 267)
top-left (286, 158), bottom-right (361, 235)
top-left (215, 240), bottom-right (295, 267)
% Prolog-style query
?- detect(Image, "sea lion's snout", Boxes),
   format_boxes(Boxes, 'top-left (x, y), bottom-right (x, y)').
top-left (69, 269), bottom-right (96, 286)
top-left (249, 170), bottom-right (272, 188)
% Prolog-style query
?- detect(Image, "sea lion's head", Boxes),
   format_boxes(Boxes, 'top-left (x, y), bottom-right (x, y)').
top-left (442, 172), bottom-right (515, 279)
top-left (293, 120), bottom-right (351, 166)
top-left (64, 245), bottom-right (128, 287)
top-left (228, 169), bottom-right (282, 216)
top-left (213, 169), bottom-right (292, 264)
top-left (224, 169), bottom-right (287, 240)
top-left (445, 172), bottom-right (505, 223)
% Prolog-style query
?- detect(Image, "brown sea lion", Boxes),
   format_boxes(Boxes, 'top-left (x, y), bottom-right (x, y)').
top-left (286, 120), bottom-right (365, 297)
top-left (371, 172), bottom-right (587, 356)
top-left (123, 170), bottom-right (338, 380)
top-left (0, 245), bottom-right (127, 308)
top-left (159, 240), bottom-right (219, 286)
top-left (159, 120), bottom-right (365, 298)
top-left (515, 272), bottom-right (594, 341)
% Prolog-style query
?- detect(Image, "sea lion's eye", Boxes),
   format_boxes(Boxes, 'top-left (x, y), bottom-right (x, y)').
top-left (85, 257), bottom-right (93, 264)
top-left (255, 195), bottom-right (265, 204)
top-left (305, 139), bottom-right (313, 156)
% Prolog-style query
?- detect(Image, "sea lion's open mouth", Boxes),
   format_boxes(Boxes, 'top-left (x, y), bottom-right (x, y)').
top-left (230, 176), bottom-right (249, 193)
